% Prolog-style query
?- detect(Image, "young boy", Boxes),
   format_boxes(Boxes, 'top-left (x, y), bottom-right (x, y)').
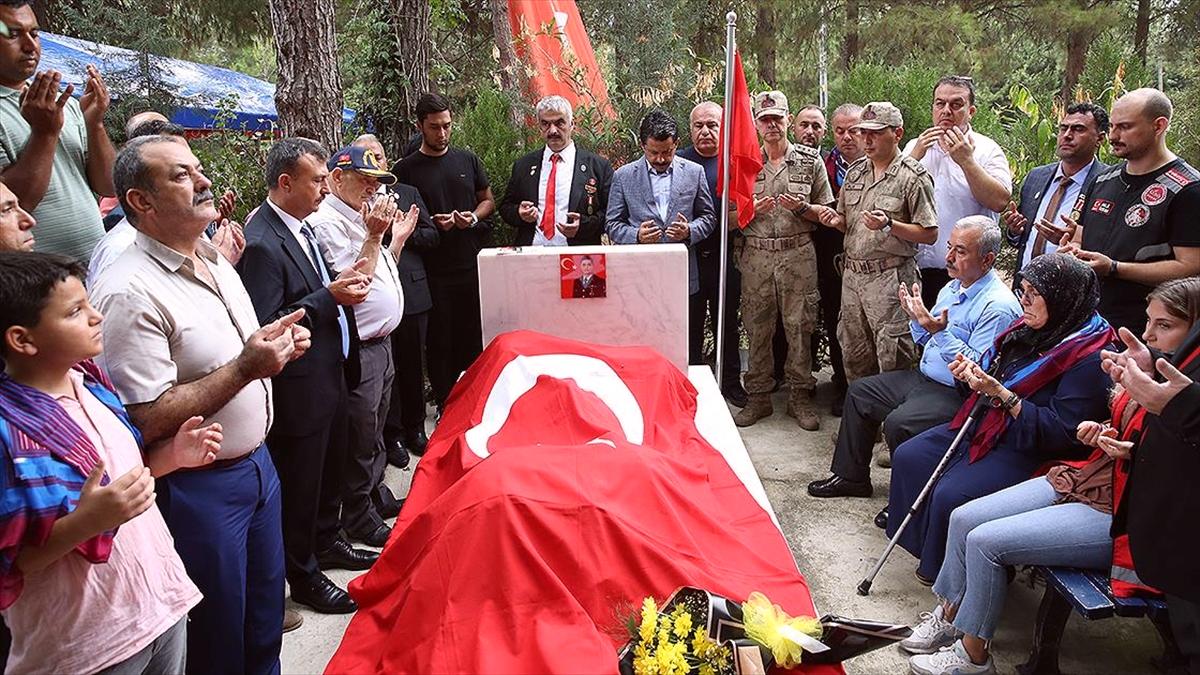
top-left (0, 252), bottom-right (221, 674)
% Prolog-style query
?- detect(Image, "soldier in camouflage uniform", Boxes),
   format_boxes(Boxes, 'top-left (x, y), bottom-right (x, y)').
top-left (734, 91), bottom-right (838, 431)
top-left (819, 102), bottom-right (938, 381)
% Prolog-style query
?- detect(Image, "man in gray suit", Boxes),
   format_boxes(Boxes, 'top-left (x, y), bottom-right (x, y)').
top-left (606, 109), bottom-right (716, 300)
top-left (1003, 101), bottom-right (1110, 280)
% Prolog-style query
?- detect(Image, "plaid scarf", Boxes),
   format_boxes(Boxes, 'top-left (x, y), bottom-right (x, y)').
top-left (0, 361), bottom-right (142, 608)
top-left (950, 313), bottom-right (1116, 463)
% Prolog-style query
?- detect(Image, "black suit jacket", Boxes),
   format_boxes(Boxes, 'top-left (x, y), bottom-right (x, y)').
top-left (1113, 322), bottom-right (1200, 600)
top-left (384, 183), bottom-right (437, 316)
top-left (499, 146), bottom-right (613, 246)
top-left (238, 201), bottom-right (360, 432)
top-left (1007, 158), bottom-right (1110, 287)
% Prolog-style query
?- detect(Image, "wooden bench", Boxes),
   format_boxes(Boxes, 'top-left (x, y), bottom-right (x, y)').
top-left (1018, 566), bottom-right (1180, 674)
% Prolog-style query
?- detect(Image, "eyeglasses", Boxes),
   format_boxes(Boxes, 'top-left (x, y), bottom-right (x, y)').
top-left (1015, 284), bottom-right (1043, 305)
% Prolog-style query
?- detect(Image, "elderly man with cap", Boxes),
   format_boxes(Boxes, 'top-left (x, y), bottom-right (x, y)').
top-left (818, 102), bottom-right (938, 382)
top-left (733, 91), bottom-right (836, 431)
top-left (309, 145), bottom-right (418, 548)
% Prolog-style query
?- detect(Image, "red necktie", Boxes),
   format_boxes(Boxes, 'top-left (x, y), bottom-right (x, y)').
top-left (540, 153), bottom-right (560, 240)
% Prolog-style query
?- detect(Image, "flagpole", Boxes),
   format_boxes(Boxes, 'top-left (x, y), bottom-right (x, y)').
top-left (715, 10), bottom-right (736, 393)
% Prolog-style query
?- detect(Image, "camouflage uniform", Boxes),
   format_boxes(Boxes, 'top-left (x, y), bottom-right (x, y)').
top-left (738, 143), bottom-right (834, 402)
top-left (836, 151), bottom-right (937, 381)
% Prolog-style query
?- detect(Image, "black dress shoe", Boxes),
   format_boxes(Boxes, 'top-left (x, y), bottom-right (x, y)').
top-left (290, 573), bottom-right (357, 614)
top-left (385, 438), bottom-right (411, 470)
top-left (347, 523), bottom-right (392, 548)
top-left (807, 474), bottom-right (873, 498)
top-left (377, 496), bottom-right (404, 520)
top-left (316, 539), bottom-right (379, 571)
top-left (875, 507), bottom-right (889, 529)
top-left (721, 383), bottom-right (749, 408)
top-left (403, 430), bottom-right (429, 456)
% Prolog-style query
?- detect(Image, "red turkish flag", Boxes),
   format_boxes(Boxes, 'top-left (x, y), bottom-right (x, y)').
top-left (326, 331), bottom-right (840, 675)
top-left (717, 52), bottom-right (764, 229)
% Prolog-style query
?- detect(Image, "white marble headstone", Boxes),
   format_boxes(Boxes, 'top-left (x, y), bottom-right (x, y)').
top-left (478, 244), bottom-right (689, 371)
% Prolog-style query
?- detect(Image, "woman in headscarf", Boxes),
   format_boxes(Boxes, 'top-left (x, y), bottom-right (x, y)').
top-left (885, 253), bottom-right (1117, 586)
top-left (899, 276), bottom-right (1200, 675)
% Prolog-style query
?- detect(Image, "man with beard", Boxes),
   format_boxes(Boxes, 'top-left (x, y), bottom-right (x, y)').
top-left (394, 93), bottom-right (496, 414)
top-left (1061, 88), bottom-right (1200, 335)
top-left (1003, 102), bottom-right (1110, 276)
top-left (677, 101), bottom-right (747, 406)
top-left (500, 96), bottom-right (612, 247)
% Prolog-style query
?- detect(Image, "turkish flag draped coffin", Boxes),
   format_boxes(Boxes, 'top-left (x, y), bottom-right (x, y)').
top-left (326, 331), bottom-right (841, 674)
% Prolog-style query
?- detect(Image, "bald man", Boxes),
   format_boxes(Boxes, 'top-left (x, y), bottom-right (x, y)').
top-left (1064, 88), bottom-right (1200, 334)
top-left (678, 101), bottom-right (747, 406)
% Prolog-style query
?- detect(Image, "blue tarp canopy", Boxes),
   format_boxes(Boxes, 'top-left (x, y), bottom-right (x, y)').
top-left (38, 33), bottom-right (357, 132)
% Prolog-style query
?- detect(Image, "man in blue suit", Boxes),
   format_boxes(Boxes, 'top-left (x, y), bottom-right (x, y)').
top-left (1003, 101), bottom-right (1110, 281)
top-left (605, 109), bottom-right (716, 299)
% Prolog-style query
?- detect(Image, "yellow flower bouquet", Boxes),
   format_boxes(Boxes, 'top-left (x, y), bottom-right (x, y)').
top-left (618, 587), bottom-right (912, 674)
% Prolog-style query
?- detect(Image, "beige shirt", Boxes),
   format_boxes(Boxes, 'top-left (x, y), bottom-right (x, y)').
top-left (746, 143), bottom-right (834, 239)
top-left (837, 153), bottom-right (938, 260)
top-left (91, 232), bottom-right (273, 459)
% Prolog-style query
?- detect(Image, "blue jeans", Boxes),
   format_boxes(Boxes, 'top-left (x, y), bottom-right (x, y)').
top-left (932, 476), bottom-right (1112, 640)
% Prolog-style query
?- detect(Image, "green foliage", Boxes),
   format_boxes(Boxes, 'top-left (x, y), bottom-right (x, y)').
top-left (451, 86), bottom-right (532, 246)
top-left (189, 98), bottom-right (273, 222)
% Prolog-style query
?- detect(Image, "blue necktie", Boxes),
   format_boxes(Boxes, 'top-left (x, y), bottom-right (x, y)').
top-left (300, 223), bottom-right (350, 359)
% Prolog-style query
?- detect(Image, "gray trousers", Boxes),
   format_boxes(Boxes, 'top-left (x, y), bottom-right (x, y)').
top-left (341, 337), bottom-right (395, 535)
top-left (95, 618), bottom-right (186, 675)
top-left (830, 368), bottom-right (964, 483)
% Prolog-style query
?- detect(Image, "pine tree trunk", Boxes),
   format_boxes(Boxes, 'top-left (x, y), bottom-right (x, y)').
top-left (754, 4), bottom-right (777, 85)
top-left (841, 0), bottom-right (859, 73)
top-left (1061, 28), bottom-right (1088, 102)
top-left (269, 0), bottom-right (344, 152)
top-left (489, 0), bottom-right (524, 127)
top-left (1134, 0), bottom-right (1151, 66)
top-left (379, 0), bottom-right (431, 156)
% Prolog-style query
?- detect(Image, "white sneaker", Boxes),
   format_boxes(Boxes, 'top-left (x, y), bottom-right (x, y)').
top-left (899, 605), bottom-right (962, 654)
top-left (909, 640), bottom-right (995, 675)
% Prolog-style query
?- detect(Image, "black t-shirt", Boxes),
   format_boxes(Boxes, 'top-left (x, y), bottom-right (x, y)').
top-left (677, 146), bottom-right (730, 255)
top-left (1077, 158), bottom-right (1200, 333)
top-left (394, 147), bottom-right (492, 275)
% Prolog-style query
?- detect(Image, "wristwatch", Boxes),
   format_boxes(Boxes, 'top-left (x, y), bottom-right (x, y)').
top-left (882, 214), bottom-right (893, 235)
top-left (468, 212), bottom-right (479, 227)
top-left (990, 391), bottom-right (1020, 411)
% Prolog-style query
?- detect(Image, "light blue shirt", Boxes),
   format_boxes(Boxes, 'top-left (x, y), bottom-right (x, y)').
top-left (649, 165), bottom-right (673, 223)
top-left (911, 269), bottom-right (1022, 387)
top-left (1020, 159), bottom-right (1096, 268)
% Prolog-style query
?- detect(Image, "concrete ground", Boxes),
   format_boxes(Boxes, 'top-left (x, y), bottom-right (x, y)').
top-left (282, 373), bottom-right (1164, 675)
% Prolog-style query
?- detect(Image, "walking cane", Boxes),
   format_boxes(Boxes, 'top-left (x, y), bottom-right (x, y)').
top-left (857, 396), bottom-right (990, 596)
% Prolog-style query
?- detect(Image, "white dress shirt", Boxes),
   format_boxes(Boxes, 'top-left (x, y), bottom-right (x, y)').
top-left (533, 142), bottom-right (577, 246)
top-left (265, 199), bottom-right (320, 269)
top-left (1019, 158), bottom-right (1097, 268)
top-left (308, 194), bottom-right (404, 340)
top-left (87, 217), bottom-right (137, 289)
top-left (904, 127), bottom-right (1012, 269)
